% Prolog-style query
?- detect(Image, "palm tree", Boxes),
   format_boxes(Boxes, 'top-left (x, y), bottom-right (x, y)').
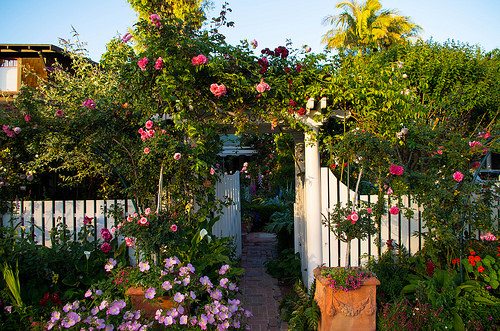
top-left (322, 0), bottom-right (420, 53)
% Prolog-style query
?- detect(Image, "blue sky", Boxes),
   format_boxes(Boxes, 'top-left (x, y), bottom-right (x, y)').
top-left (1, 0), bottom-right (499, 61)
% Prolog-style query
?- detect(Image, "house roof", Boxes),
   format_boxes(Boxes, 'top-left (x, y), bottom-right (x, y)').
top-left (0, 44), bottom-right (65, 55)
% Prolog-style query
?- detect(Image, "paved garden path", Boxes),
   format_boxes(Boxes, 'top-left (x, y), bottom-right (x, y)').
top-left (240, 232), bottom-right (288, 331)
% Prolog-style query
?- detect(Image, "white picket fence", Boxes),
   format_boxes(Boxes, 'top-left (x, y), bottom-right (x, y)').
top-left (1, 172), bottom-right (242, 257)
top-left (295, 168), bottom-right (499, 274)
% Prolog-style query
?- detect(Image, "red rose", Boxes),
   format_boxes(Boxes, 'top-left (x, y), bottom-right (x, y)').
top-left (100, 242), bottom-right (112, 254)
top-left (478, 266), bottom-right (485, 273)
top-left (297, 107), bottom-right (307, 116)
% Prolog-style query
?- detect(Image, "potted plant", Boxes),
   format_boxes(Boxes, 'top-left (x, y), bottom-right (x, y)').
top-left (315, 201), bottom-right (379, 331)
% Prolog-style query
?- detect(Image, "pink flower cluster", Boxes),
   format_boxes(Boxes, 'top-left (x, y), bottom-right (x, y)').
top-left (55, 109), bottom-right (64, 117)
top-left (82, 98), bottom-right (96, 109)
top-left (389, 206), bottom-right (400, 215)
top-left (210, 83), bottom-right (227, 98)
top-left (480, 232), bottom-right (497, 241)
top-left (155, 57), bottom-right (163, 70)
top-left (389, 164), bottom-right (404, 176)
top-left (453, 171), bottom-right (464, 182)
top-left (346, 211), bottom-right (359, 224)
top-left (256, 79), bottom-right (271, 93)
top-left (2, 125), bottom-right (21, 138)
top-left (149, 13), bottom-right (161, 27)
top-left (138, 120), bottom-right (155, 141)
top-left (137, 57), bottom-right (149, 71)
top-left (191, 54), bottom-right (207, 66)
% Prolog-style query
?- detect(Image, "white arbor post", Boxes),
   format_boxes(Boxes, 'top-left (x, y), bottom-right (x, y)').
top-left (304, 127), bottom-right (322, 288)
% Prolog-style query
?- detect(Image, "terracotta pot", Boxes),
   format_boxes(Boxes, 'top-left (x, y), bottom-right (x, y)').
top-left (125, 287), bottom-right (175, 318)
top-left (314, 267), bottom-right (380, 331)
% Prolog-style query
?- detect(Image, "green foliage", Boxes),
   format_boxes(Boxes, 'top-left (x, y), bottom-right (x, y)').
top-left (402, 268), bottom-right (500, 329)
top-left (2, 262), bottom-right (23, 308)
top-left (366, 245), bottom-right (412, 304)
top-left (265, 249), bottom-right (301, 284)
top-left (281, 280), bottom-right (320, 331)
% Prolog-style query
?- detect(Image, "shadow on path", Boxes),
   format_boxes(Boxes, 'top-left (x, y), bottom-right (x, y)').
top-left (240, 232), bottom-right (288, 331)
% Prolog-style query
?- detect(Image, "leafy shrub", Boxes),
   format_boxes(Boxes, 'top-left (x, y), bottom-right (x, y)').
top-left (265, 249), bottom-right (301, 284)
top-left (281, 280), bottom-right (320, 331)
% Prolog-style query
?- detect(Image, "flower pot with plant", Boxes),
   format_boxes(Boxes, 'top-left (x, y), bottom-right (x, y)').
top-left (315, 201), bottom-right (379, 331)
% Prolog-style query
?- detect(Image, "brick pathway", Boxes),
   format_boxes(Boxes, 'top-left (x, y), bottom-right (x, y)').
top-left (240, 232), bottom-right (288, 331)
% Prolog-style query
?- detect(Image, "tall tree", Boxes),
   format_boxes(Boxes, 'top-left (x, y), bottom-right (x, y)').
top-left (322, 0), bottom-right (420, 53)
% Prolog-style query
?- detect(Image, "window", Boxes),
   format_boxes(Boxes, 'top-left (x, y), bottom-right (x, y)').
top-left (0, 59), bottom-right (19, 92)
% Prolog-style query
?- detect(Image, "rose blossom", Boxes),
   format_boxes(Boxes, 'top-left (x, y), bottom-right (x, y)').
top-left (389, 206), bottom-right (400, 215)
top-left (480, 232), bottom-right (497, 241)
top-left (149, 13), bottom-right (161, 27)
top-left (191, 54), bottom-right (207, 66)
top-left (24, 114), bottom-right (32, 122)
top-left (210, 167), bottom-right (215, 175)
top-left (297, 107), bottom-right (307, 116)
top-left (145, 120), bottom-right (154, 129)
top-left (83, 215), bottom-right (93, 225)
top-left (101, 228), bottom-right (113, 241)
top-left (144, 147), bottom-right (150, 154)
top-left (100, 242), bottom-right (111, 254)
top-left (154, 57), bottom-right (163, 70)
top-left (145, 207), bottom-right (151, 215)
top-left (82, 99), bottom-right (96, 109)
top-left (138, 216), bottom-right (149, 226)
top-left (124, 237), bottom-right (135, 247)
top-left (210, 83), bottom-right (227, 97)
top-left (453, 171), bottom-right (464, 182)
top-left (170, 224), bottom-right (178, 232)
top-left (250, 39), bottom-right (258, 49)
top-left (137, 57), bottom-right (149, 71)
top-left (55, 109), bottom-right (64, 117)
top-left (389, 164), bottom-right (404, 176)
top-left (366, 208), bottom-right (372, 214)
top-left (256, 79), bottom-right (271, 93)
top-left (173, 152), bottom-right (182, 160)
top-left (13, 127), bottom-right (21, 134)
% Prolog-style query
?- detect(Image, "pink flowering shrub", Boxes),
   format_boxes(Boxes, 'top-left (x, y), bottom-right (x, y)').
top-left (191, 54), bottom-right (208, 66)
top-left (210, 83), bottom-right (227, 97)
top-left (47, 258), bottom-right (249, 330)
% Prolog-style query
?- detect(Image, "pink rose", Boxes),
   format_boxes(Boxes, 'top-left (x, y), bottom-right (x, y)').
top-left (101, 228), bottom-right (113, 242)
top-left (173, 152), bottom-right (182, 160)
top-left (210, 167), bottom-right (215, 175)
top-left (256, 79), bottom-right (271, 93)
top-left (138, 217), bottom-right (149, 226)
top-left (100, 242), bottom-right (111, 254)
top-left (191, 54), bottom-right (207, 66)
top-left (121, 32), bottom-right (132, 43)
top-left (13, 127), bottom-right (21, 134)
top-left (170, 224), bottom-right (178, 232)
top-left (145, 120), bottom-right (154, 129)
top-left (210, 83), bottom-right (227, 98)
top-left (389, 206), bottom-right (399, 215)
top-left (386, 187), bottom-right (394, 195)
top-left (125, 237), bottom-right (135, 247)
top-left (366, 208), bottom-right (372, 214)
top-left (468, 141), bottom-right (482, 148)
top-left (145, 207), bottom-right (151, 215)
top-left (453, 171), bottom-right (464, 182)
top-left (349, 212), bottom-right (359, 224)
top-left (137, 57), bottom-right (149, 71)
top-left (83, 215), bottom-right (93, 225)
top-left (250, 39), bottom-right (258, 49)
top-left (82, 99), bottom-right (96, 109)
top-left (24, 114), bottom-right (32, 122)
top-left (55, 109), bottom-right (64, 117)
top-left (144, 147), bottom-right (150, 154)
top-left (149, 13), bottom-right (161, 27)
top-left (154, 57), bottom-right (163, 70)
top-left (389, 164), bottom-right (404, 176)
